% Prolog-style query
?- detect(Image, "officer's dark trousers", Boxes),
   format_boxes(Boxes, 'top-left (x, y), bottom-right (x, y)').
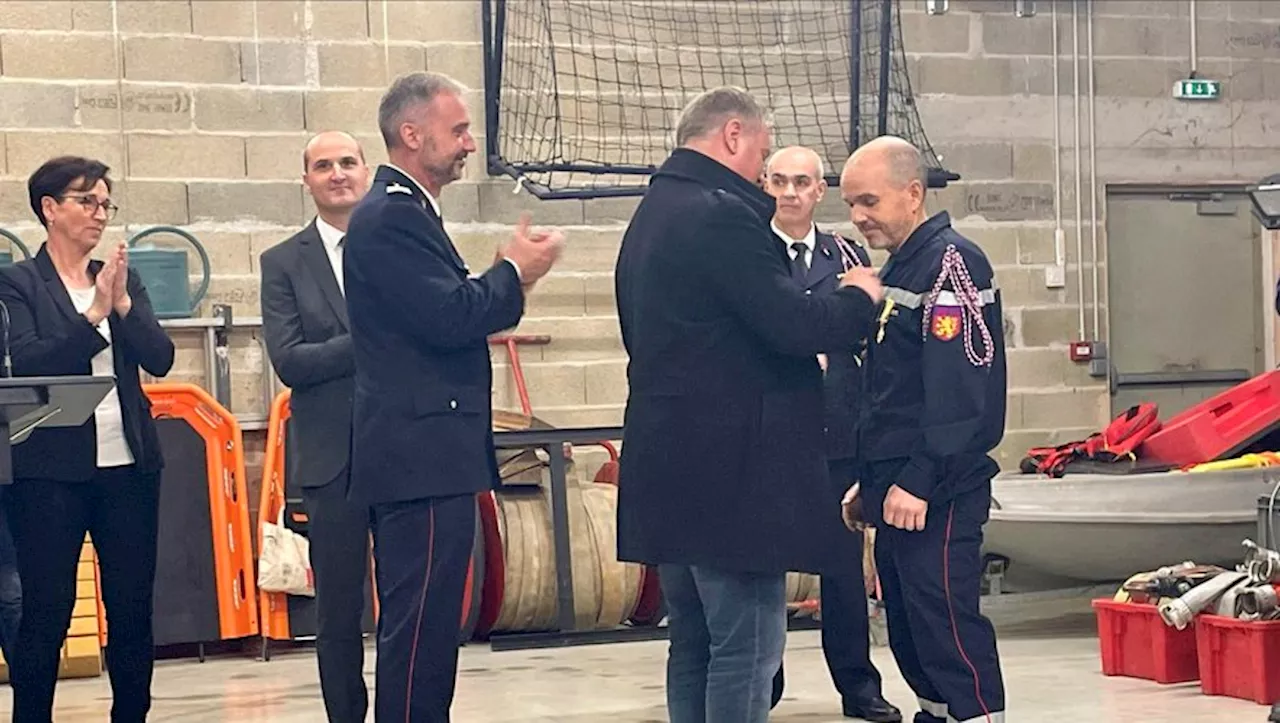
top-left (302, 471), bottom-right (372, 723)
top-left (771, 458), bottom-right (884, 707)
top-left (370, 493), bottom-right (475, 723)
top-left (864, 462), bottom-right (1005, 723)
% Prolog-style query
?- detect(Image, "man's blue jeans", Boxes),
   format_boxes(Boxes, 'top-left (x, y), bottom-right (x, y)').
top-left (659, 564), bottom-right (787, 723)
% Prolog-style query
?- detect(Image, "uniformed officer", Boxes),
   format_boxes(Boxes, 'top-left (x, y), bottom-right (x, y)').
top-left (839, 136), bottom-right (1007, 723)
top-left (764, 146), bottom-right (901, 723)
top-left (343, 71), bottom-right (563, 722)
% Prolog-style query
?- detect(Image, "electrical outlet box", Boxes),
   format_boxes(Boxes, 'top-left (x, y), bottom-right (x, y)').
top-left (1044, 264), bottom-right (1066, 288)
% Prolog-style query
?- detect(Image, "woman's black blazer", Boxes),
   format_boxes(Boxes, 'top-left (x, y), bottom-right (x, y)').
top-left (0, 245), bottom-right (175, 482)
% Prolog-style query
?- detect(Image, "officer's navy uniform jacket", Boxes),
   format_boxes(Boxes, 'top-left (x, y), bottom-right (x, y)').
top-left (614, 148), bottom-right (877, 576)
top-left (343, 164), bottom-right (524, 723)
top-left (857, 210), bottom-right (1008, 723)
top-left (770, 228), bottom-right (890, 709)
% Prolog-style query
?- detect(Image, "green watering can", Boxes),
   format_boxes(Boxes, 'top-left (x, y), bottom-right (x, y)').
top-left (126, 226), bottom-right (211, 319)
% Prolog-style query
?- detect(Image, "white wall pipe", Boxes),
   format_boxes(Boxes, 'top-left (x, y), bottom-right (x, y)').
top-left (1087, 0), bottom-right (1100, 340)
top-left (1051, 2), bottom-right (1066, 276)
top-left (1072, 1), bottom-right (1086, 340)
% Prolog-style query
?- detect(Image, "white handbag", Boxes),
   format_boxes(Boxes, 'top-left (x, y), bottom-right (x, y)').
top-left (258, 507), bottom-right (316, 597)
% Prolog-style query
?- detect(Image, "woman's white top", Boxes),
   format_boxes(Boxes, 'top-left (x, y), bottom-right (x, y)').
top-left (64, 284), bottom-right (135, 468)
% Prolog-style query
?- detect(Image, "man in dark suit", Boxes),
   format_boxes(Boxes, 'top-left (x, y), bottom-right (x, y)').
top-left (764, 146), bottom-right (901, 722)
top-left (343, 71), bottom-right (563, 723)
top-left (614, 87), bottom-right (884, 723)
top-left (260, 130), bottom-right (372, 723)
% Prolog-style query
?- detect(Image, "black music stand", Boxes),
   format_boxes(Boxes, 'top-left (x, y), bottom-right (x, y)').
top-left (0, 375), bottom-right (115, 484)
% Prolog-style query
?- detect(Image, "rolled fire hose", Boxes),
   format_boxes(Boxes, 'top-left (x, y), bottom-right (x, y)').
top-left (1237, 585), bottom-right (1280, 620)
top-left (1160, 571), bottom-right (1248, 630)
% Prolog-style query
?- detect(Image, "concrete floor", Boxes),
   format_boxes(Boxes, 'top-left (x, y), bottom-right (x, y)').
top-left (0, 617), bottom-right (1267, 723)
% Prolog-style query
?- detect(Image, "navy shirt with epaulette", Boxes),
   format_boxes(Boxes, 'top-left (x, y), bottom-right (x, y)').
top-left (857, 211), bottom-right (1008, 502)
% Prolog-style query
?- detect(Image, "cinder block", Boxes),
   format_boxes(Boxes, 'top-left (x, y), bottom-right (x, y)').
top-left (524, 274), bottom-right (587, 317)
top-left (127, 134), bottom-right (246, 179)
top-left (0, 1), bottom-right (73, 30)
top-left (914, 57), bottom-right (1018, 96)
top-left (1092, 96), bottom-right (1235, 150)
top-left (78, 85), bottom-right (194, 131)
top-left (1227, 1), bottom-right (1280, 20)
top-left (1, 32), bottom-right (116, 79)
top-left (199, 274), bottom-right (261, 317)
top-left (492, 361), bottom-right (587, 410)
top-left (538, 404), bottom-right (625, 429)
top-left (310, 0), bottom-right (372, 39)
top-left (6, 131), bottom-right (124, 177)
top-left (124, 37), bottom-right (241, 84)
top-left (582, 198), bottom-right (642, 225)
top-left (513, 316), bottom-right (625, 363)
top-left (583, 273), bottom-right (616, 316)
top-left (1020, 306), bottom-right (1088, 347)
top-left (1092, 58), bottom-right (1185, 98)
top-left (168, 229), bottom-right (254, 276)
top-left (938, 182), bottom-right (1056, 223)
top-left (958, 226), bottom-right (1019, 267)
top-left (1017, 227), bottom-right (1057, 265)
top-left (195, 88), bottom-right (304, 132)
top-left (1006, 347), bottom-right (1098, 389)
top-left (917, 95), bottom-right (1057, 143)
top-left (191, 0), bottom-right (255, 36)
top-left (372, 0), bottom-right (479, 43)
top-left (996, 266), bottom-right (1076, 307)
top-left (250, 230), bottom-right (293, 272)
top-left (979, 13), bottom-right (1072, 56)
top-left (479, 183), bottom-right (585, 226)
top-left (240, 41), bottom-right (306, 86)
top-left (900, 9), bottom-right (971, 54)
top-left (317, 43), bottom-right (425, 87)
top-left (1095, 146), bottom-right (1236, 181)
top-left (116, 0), bottom-right (192, 33)
top-left (0, 180), bottom-right (29, 226)
top-left (438, 182), bottom-right (481, 224)
top-left (0, 83), bottom-right (76, 128)
top-left (557, 228), bottom-right (623, 273)
top-left (189, 182), bottom-right (303, 226)
top-left (1016, 389), bottom-right (1109, 430)
top-left (303, 89), bottom-right (383, 134)
top-left (1210, 21), bottom-right (1280, 61)
top-left (115, 180), bottom-right (189, 226)
top-left (1012, 144), bottom-right (1058, 182)
top-left (584, 360), bottom-right (628, 406)
top-left (1093, 16), bottom-right (1187, 58)
top-left (246, 135), bottom-right (308, 180)
top-left (257, 0), bottom-right (306, 37)
top-left (448, 228), bottom-right (503, 270)
top-left (1092, 0), bottom-right (1189, 17)
top-left (934, 143), bottom-right (1014, 181)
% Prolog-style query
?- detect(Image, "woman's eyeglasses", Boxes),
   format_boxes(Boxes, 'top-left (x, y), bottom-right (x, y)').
top-left (59, 194), bottom-right (120, 221)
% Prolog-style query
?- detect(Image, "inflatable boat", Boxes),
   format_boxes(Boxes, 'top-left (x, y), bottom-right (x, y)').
top-left (982, 466), bottom-right (1280, 591)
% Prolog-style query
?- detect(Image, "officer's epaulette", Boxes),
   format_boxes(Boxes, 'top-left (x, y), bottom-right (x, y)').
top-left (386, 183), bottom-right (413, 196)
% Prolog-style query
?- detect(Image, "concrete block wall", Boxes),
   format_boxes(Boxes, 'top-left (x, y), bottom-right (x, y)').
top-left (1, 0), bottom-right (1277, 474)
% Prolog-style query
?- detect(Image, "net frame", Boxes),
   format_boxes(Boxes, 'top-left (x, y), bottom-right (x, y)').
top-left (481, 0), bottom-right (959, 200)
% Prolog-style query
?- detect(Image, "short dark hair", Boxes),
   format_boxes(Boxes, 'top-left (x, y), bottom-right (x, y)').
top-left (28, 156), bottom-right (113, 228)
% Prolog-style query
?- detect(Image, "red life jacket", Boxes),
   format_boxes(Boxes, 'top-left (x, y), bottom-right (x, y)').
top-left (1019, 403), bottom-right (1162, 477)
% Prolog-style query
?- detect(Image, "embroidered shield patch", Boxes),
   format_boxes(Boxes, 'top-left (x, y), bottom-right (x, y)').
top-left (931, 306), bottom-right (962, 341)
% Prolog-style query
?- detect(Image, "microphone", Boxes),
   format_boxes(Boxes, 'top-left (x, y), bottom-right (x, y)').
top-left (0, 299), bottom-right (11, 378)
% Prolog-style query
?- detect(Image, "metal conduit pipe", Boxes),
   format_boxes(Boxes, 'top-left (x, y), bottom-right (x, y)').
top-left (1071, 0), bottom-right (1086, 341)
top-left (1086, 0), bottom-right (1100, 340)
top-left (1051, 2), bottom-right (1066, 281)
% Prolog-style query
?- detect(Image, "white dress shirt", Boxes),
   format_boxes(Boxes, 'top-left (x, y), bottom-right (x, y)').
top-left (315, 215), bottom-right (346, 294)
top-left (771, 219), bottom-right (817, 267)
top-left (64, 285), bottom-right (135, 468)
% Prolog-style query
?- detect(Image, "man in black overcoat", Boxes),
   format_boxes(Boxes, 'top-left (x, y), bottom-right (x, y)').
top-left (613, 88), bottom-right (884, 723)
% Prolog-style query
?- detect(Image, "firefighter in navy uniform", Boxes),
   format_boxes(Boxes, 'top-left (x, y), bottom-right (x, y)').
top-left (840, 136), bottom-right (1007, 723)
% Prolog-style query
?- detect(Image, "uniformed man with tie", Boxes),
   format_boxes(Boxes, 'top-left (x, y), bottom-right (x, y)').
top-left (764, 146), bottom-right (902, 723)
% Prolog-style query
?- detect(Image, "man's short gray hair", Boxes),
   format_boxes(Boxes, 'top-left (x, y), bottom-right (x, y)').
top-left (880, 137), bottom-right (928, 190)
top-left (674, 86), bottom-right (768, 146)
top-left (378, 71), bottom-right (464, 149)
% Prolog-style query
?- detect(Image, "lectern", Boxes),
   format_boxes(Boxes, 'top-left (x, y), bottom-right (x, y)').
top-left (0, 376), bottom-right (116, 485)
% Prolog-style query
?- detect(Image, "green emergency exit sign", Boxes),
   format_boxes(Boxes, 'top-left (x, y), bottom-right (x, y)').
top-left (1174, 79), bottom-right (1221, 100)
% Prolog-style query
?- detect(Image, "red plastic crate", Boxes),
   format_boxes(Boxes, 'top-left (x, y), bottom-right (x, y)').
top-left (1140, 370), bottom-right (1280, 467)
top-left (1195, 614), bottom-right (1280, 704)
top-left (1092, 599), bottom-right (1200, 683)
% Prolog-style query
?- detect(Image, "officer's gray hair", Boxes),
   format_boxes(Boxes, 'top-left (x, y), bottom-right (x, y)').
top-left (675, 87), bottom-right (768, 146)
top-left (883, 140), bottom-right (928, 190)
top-left (378, 71), bottom-right (465, 149)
